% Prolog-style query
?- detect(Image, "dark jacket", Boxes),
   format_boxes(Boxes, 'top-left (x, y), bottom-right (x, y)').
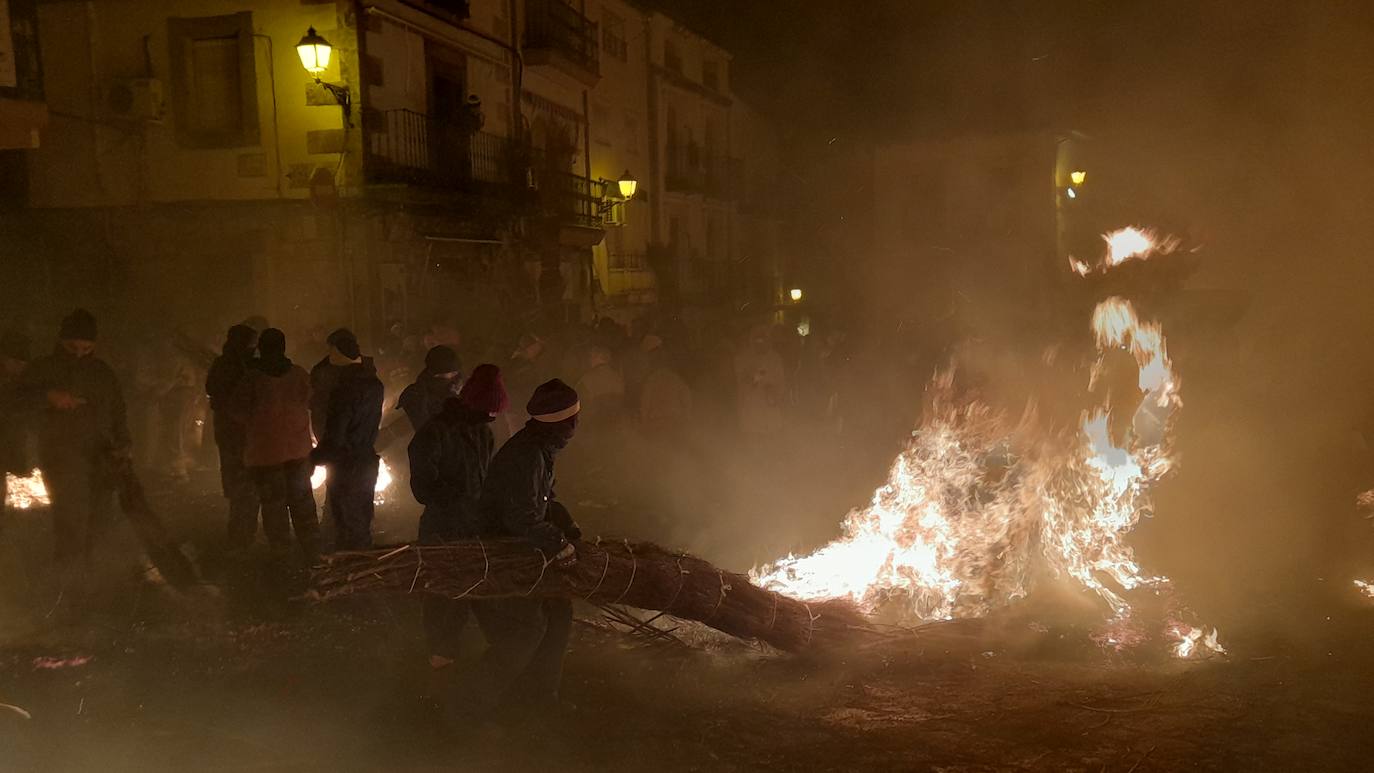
top-left (312, 360), bottom-right (384, 465)
top-left (408, 399), bottom-right (495, 542)
top-left (234, 362), bottom-right (313, 468)
top-left (205, 339), bottom-right (255, 448)
top-left (20, 349), bottom-right (130, 467)
top-left (309, 355), bottom-right (376, 442)
top-left (477, 421), bottom-right (578, 555)
top-left (397, 373), bottom-right (459, 434)
top-left (206, 351), bottom-right (252, 416)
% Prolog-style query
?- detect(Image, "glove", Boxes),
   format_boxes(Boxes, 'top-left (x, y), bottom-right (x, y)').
top-left (552, 541), bottom-right (577, 569)
top-left (547, 500), bottom-right (582, 541)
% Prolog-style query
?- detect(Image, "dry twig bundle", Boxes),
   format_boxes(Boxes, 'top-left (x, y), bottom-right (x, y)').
top-left (312, 538), bottom-right (868, 652)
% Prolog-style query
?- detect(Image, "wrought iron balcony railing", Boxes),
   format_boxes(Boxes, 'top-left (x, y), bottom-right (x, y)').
top-left (365, 108), bottom-right (514, 190)
top-left (524, 0), bottom-right (599, 81)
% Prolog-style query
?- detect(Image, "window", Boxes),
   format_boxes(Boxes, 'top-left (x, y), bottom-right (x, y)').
top-left (602, 12), bottom-right (627, 62)
top-left (168, 13), bottom-right (258, 148)
top-left (702, 60), bottom-right (719, 91)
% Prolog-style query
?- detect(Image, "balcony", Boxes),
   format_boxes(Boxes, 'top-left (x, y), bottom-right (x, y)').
top-left (364, 108), bottom-right (517, 193)
top-left (530, 166), bottom-right (607, 245)
top-left (665, 143), bottom-right (739, 200)
top-left (523, 0), bottom-right (600, 87)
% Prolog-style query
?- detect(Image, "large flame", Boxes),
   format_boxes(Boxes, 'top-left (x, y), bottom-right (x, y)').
top-left (757, 375), bottom-right (1036, 620)
top-left (4, 469), bottom-right (50, 510)
top-left (1071, 226), bottom-right (1180, 276)
top-left (312, 459), bottom-right (394, 506)
top-left (754, 228), bottom-right (1223, 658)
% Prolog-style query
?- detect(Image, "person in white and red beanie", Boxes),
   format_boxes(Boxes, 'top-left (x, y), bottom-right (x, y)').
top-left (459, 378), bottom-right (583, 717)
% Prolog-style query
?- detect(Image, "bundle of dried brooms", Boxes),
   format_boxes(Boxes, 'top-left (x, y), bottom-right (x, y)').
top-left (312, 538), bottom-right (868, 652)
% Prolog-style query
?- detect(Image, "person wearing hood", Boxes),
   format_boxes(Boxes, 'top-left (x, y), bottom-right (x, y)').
top-left (311, 329), bottom-right (384, 550)
top-left (462, 378), bottom-right (583, 714)
top-left (232, 329), bottom-right (318, 563)
top-left (20, 309), bottom-right (131, 569)
top-left (396, 345), bottom-right (462, 435)
top-left (206, 324), bottom-right (260, 551)
top-left (407, 364), bottom-right (508, 668)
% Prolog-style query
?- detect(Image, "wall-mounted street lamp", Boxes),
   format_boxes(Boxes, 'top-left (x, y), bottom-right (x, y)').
top-left (599, 169), bottom-right (639, 215)
top-left (1070, 170), bottom-right (1087, 186)
top-left (789, 287), bottom-right (804, 302)
top-left (616, 170), bottom-right (638, 200)
top-left (296, 27), bottom-right (351, 123)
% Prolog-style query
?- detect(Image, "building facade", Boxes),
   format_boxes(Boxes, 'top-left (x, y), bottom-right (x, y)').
top-left (0, 0), bottom-right (781, 347)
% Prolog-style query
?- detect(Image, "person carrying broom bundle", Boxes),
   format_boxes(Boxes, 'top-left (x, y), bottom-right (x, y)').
top-left (453, 377), bottom-right (584, 719)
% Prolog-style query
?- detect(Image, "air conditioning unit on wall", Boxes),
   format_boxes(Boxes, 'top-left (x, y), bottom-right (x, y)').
top-left (107, 78), bottom-right (165, 121)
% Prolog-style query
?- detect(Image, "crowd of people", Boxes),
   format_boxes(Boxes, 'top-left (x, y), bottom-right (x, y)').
top-left (0, 304), bottom-right (928, 720)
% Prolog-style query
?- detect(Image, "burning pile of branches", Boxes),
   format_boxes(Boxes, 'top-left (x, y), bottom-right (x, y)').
top-left (312, 539), bottom-right (869, 652)
top-left (753, 225), bottom-right (1225, 659)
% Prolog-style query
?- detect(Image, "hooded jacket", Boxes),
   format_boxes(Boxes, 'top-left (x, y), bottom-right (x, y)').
top-left (312, 360), bottom-right (384, 465)
top-left (234, 357), bottom-right (313, 468)
top-left (477, 421), bottom-right (578, 555)
top-left (407, 398), bottom-right (495, 542)
top-left (396, 372), bottom-right (459, 434)
top-left (205, 327), bottom-right (257, 415)
top-left (21, 348), bottom-right (130, 467)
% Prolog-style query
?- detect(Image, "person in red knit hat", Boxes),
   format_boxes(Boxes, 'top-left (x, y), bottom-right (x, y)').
top-left (457, 363), bottom-right (510, 417)
top-left (407, 363), bottom-right (509, 671)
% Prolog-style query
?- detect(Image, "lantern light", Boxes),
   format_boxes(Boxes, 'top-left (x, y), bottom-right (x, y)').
top-left (617, 170), bottom-right (638, 200)
top-left (1070, 170), bottom-right (1087, 186)
top-left (789, 288), bottom-right (804, 302)
top-left (296, 27), bottom-right (332, 75)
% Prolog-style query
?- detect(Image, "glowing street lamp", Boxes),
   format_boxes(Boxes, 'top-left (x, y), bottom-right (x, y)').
top-left (599, 171), bottom-right (639, 218)
top-left (1070, 170), bottom-right (1087, 186)
top-left (295, 27), bottom-right (332, 75)
top-left (789, 287), bottom-right (804, 302)
top-left (617, 169), bottom-right (638, 200)
top-left (296, 26), bottom-right (350, 123)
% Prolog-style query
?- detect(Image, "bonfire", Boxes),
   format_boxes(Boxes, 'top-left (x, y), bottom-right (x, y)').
top-left (314, 226), bottom-right (1224, 658)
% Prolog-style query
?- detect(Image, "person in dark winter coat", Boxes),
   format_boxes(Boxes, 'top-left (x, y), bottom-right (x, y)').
top-left (311, 332), bottom-right (384, 550)
top-left (309, 328), bottom-right (376, 542)
top-left (396, 345), bottom-right (462, 434)
top-left (232, 329), bottom-right (319, 563)
top-left (19, 309), bottom-right (131, 567)
top-left (206, 324), bottom-right (259, 550)
top-left (462, 378), bottom-right (583, 713)
top-left (309, 329), bottom-right (376, 443)
top-left (407, 364), bottom-right (508, 667)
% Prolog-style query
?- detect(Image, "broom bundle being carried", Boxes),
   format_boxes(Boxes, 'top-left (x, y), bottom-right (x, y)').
top-left (312, 538), bottom-right (868, 652)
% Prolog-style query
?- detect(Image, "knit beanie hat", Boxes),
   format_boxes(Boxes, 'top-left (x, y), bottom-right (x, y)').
top-left (327, 328), bottom-right (361, 360)
top-left (59, 309), bottom-right (98, 342)
top-left (458, 363), bottom-right (510, 416)
top-left (424, 345), bottom-right (461, 375)
top-left (526, 378), bottom-right (580, 423)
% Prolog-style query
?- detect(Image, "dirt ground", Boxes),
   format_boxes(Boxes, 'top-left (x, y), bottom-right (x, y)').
top-left (3, 475), bottom-right (1373, 772)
